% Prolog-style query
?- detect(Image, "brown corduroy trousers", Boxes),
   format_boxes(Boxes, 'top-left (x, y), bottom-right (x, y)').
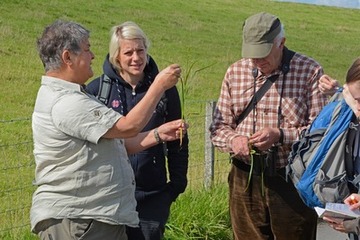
top-left (228, 164), bottom-right (317, 240)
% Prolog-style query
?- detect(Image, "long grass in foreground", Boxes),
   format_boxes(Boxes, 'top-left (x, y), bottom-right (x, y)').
top-left (0, 184), bottom-right (231, 240)
top-left (165, 184), bottom-right (231, 240)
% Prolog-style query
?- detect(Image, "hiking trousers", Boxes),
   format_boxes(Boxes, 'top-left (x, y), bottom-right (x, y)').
top-left (36, 218), bottom-right (127, 240)
top-left (228, 164), bottom-right (317, 240)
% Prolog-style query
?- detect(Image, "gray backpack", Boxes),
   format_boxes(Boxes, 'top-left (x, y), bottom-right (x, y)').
top-left (286, 90), bottom-right (360, 208)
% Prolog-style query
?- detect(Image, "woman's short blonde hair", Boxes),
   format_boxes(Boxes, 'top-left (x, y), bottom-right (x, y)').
top-left (109, 21), bottom-right (150, 72)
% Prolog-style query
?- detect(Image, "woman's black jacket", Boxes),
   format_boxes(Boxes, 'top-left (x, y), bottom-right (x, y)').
top-left (86, 55), bottom-right (189, 202)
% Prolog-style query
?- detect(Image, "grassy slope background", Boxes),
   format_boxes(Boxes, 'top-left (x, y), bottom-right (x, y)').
top-left (1, 0), bottom-right (360, 120)
top-left (0, 0), bottom-right (359, 239)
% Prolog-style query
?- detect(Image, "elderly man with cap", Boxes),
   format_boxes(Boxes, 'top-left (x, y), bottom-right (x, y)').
top-left (210, 12), bottom-right (327, 239)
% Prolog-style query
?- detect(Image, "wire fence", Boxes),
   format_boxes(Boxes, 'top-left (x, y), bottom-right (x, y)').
top-left (0, 100), bottom-right (230, 238)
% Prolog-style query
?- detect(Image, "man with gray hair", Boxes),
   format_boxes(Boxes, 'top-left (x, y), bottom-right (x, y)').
top-left (31, 19), bottom-right (185, 240)
top-left (210, 12), bottom-right (327, 239)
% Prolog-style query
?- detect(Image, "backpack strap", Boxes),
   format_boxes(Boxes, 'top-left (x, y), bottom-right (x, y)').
top-left (235, 73), bottom-right (280, 125)
top-left (352, 175), bottom-right (360, 191)
top-left (280, 47), bottom-right (295, 75)
top-left (97, 74), bottom-right (112, 105)
top-left (156, 93), bottom-right (168, 120)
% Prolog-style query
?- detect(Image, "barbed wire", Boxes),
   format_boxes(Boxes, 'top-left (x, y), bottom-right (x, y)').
top-left (0, 117), bottom-right (31, 123)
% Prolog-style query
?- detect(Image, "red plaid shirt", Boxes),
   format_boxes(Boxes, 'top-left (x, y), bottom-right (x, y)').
top-left (210, 51), bottom-right (327, 168)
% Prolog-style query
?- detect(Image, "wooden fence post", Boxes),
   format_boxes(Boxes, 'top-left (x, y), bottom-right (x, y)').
top-left (204, 100), bottom-right (216, 189)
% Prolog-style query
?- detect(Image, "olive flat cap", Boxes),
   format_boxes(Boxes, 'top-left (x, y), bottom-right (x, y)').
top-left (242, 12), bottom-right (281, 58)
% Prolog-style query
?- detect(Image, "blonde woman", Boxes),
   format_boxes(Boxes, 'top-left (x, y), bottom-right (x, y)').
top-left (86, 21), bottom-right (188, 240)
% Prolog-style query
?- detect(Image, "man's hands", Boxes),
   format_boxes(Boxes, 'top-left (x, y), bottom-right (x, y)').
top-left (124, 119), bottom-right (188, 154)
top-left (249, 127), bottom-right (281, 151)
top-left (154, 64), bottom-right (182, 91)
top-left (230, 136), bottom-right (251, 160)
top-left (230, 127), bottom-right (281, 160)
top-left (157, 119), bottom-right (188, 142)
top-left (319, 74), bottom-right (340, 95)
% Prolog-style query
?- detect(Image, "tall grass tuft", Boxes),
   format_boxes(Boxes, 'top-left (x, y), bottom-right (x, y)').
top-left (164, 184), bottom-right (232, 240)
top-left (178, 62), bottom-right (215, 145)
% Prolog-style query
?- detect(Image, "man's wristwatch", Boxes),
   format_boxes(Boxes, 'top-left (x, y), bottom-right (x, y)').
top-left (154, 128), bottom-right (163, 144)
top-left (278, 128), bottom-right (284, 145)
top-left (273, 128), bottom-right (284, 147)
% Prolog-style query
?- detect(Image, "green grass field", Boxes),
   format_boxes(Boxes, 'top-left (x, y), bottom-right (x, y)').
top-left (1, 0), bottom-right (359, 239)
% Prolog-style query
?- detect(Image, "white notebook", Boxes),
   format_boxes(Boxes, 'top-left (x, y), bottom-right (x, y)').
top-left (314, 203), bottom-right (360, 220)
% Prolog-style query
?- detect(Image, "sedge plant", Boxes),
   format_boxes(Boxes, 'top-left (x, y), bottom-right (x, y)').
top-left (178, 62), bottom-right (215, 146)
top-left (244, 143), bottom-right (265, 196)
top-left (230, 140), bottom-right (265, 196)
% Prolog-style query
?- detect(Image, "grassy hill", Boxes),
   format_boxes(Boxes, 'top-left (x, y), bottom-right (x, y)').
top-left (0, 0), bottom-right (359, 239)
top-left (1, 0), bottom-right (359, 120)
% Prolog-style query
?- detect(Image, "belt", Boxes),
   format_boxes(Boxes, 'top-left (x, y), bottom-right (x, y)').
top-left (231, 157), bottom-right (285, 177)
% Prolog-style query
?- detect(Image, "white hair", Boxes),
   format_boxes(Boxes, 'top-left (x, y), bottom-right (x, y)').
top-left (274, 23), bottom-right (285, 48)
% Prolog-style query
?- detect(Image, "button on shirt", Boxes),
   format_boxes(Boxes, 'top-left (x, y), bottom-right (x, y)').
top-left (210, 51), bottom-right (327, 168)
top-left (30, 76), bottom-right (138, 232)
